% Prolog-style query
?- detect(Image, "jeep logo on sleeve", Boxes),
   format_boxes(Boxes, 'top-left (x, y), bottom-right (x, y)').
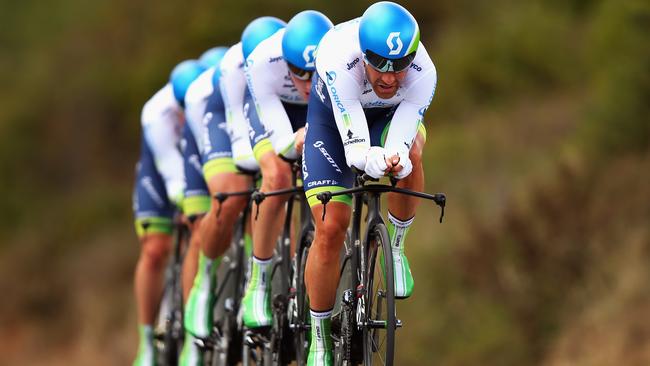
top-left (346, 58), bottom-right (360, 70)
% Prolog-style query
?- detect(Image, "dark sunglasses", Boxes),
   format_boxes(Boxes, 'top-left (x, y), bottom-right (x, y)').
top-left (287, 62), bottom-right (314, 81)
top-left (363, 49), bottom-right (416, 73)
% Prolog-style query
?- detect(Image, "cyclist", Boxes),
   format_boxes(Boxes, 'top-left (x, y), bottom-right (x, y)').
top-left (240, 10), bottom-right (333, 329)
top-left (132, 59), bottom-right (206, 366)
top-left (183, 17), bottom-right (285, 342)
top-left (180, 46), bottom-right (229, 303)
top-left (177, 47), bottom-right (229, 365)
top-left (301, 2), bottom-right (437, 364)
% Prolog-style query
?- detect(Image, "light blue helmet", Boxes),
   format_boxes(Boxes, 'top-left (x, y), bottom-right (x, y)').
top-left (359, 1), bottom-right (420, 59)
top-left (241, 16), bottom-right (287, 61)
top-left (169, 60), bottom-right (206, 107)
top-left (199, 46), bottom-right (228, 68)
top-left (282, 10), bottom-right (333, 71)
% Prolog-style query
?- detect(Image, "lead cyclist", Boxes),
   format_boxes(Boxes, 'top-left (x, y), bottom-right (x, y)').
top-left (301, 2), bottom-right (437, 364)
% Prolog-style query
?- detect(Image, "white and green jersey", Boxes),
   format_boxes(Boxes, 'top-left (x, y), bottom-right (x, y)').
top-left (140, 83), bottom-right (185, 202)
top-left (219, 42), bottom-right (257, 171)
top-left (184, 66), bottom-right (217, 156)
top-left (314, 18), bottom-right (437, 169)
top-left (244, 28), bottom-right (307, 160)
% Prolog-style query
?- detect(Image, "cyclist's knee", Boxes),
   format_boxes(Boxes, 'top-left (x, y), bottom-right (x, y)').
top-left (315, 212), bottom-right (349, 245)
top-left (139, 235), bottom-right (172, 271)
top-left (260, 154), bottom-right (292, 191)
top-left (211, 194), bottom-right (247, 222)
top-left (265, 165), bottom-right (292, 191)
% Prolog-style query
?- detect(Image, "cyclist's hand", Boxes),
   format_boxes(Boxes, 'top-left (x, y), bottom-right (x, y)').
top-left (387, 150), bottom-right (412, 179)
top-left (294, 127), bottom-right (306, 155)
top-left (365, 146), bottom-right (389, 179)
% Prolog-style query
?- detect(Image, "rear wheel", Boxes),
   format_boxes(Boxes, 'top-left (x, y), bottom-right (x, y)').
top-left (362, 223), bottom-right (395, 366)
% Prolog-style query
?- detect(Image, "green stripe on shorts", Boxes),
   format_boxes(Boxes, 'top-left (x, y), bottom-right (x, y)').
top-left (183, 195), bottom-right (211, 217)
top-left (252, 138), bottom-right (274, 162)
top-left (305, 186), bottom-right (352, 207)
top-left (135, 217), bottom-right (173, 237)
top-left (203, 157), bottom-right (238, 181)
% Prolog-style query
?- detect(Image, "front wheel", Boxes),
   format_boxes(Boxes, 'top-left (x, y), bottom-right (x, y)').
top-left (294, 232), bottom-right (312, 366)
top-left (362, 223), bottom-right (395, 366)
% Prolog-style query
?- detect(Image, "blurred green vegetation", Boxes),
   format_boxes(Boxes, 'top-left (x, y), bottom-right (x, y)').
top-left (0, 0), bottom-right (648, 365)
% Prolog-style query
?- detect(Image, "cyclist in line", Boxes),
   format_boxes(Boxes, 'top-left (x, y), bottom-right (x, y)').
top-left (183, 17), bottom-right (284, 342)
top-left (240, 10), bottom-right (333, 329)
top-left (301, 2), bottom-right (437, 364)
top-left (177, 47), bottom-right (229, 365)
top-left (132, 59), bottom-right (206, 366)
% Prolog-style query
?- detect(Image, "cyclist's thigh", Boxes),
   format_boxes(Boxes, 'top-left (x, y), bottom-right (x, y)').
top-left (181, 123), bottom-right (211, 217)
top-left (201, 86), bottom-right (240, 182)
top-left (244, 89), bottom-right (275, 162)
top-left (133, 135), bottom-right (174, 237)
top-left (302, 82), bottom-right (354, 208)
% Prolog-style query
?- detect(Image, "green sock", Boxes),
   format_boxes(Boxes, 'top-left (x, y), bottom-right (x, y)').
top-left (244, 233), bottom-right (253, 258)
top-left (387, 212), bottom-right (414, 250)
top-left (184, 251), bottom-right (220, 338)
top-left (179, 332), bottom-right (202, 366)
top-left (133, 324), bottom-right (154, 366)
top-left (307, 309), bottom-right (333, 366)
top-left (386, 212), bottom-right (415, 298)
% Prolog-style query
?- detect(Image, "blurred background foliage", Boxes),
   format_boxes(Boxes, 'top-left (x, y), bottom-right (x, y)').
top-left (0, 0), bottom-right (648, 364)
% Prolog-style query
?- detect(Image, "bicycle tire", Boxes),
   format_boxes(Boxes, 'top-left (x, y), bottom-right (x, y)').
top-left (362, 223), bottom-right (395, 366)
top-left (294, 231), bottom-right (312, 366)
top-left (211, 215), bottom-right (248, 366)
top-left (156, 224), bottom-right (188, 366)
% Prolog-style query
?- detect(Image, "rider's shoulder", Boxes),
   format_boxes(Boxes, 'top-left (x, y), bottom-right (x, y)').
top-left (245, 29), bottom-right (285, 72)
top-left (141, 84), bottom-right (179, 124)
top-left (220, 43), bottom-right (245, 76)
top-left (184, 67), bottom-right (215, 107)
top-left (316, 19), bottom-right (362, 74)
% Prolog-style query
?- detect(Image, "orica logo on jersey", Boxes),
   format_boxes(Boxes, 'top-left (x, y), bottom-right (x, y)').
top-left (387, 32), bottom-right (403, 56)
top-left (325, 71), bottom-right (336, 86)
top-left (303, 45), bottom-right (317, 68)
top-left (326, 71), bottom-right (346, 114)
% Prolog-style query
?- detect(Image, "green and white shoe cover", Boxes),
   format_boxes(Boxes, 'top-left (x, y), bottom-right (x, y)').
top-left (133, 325), bottom-right (154, 366)
top-left (179, 332), bottom-right (202, 366)
top-left (242, 256), bottom-right (272, 328)
top-left (184, 252), bottom-right (219, 338)
top-left (307, 309), bottom-right (333, 366)
top-left (385, 213), bottom-right (415, 299)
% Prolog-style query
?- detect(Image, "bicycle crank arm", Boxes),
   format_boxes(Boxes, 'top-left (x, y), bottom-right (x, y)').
top-left (365, 319), bottom-right (403, 329)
